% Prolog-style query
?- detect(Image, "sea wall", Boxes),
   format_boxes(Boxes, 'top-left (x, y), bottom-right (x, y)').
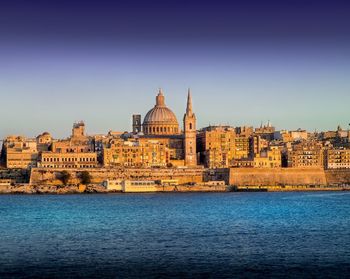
top-left (228, 168), bottom-right (328, 186)
top-left (0, 168), bottom-right (29, 183)
top-left (29, 167), bottom-right (350, 187)
top-left (30, 167), bottom-right (204, 186)
top-left (325, 169), bottom-right (350, 185)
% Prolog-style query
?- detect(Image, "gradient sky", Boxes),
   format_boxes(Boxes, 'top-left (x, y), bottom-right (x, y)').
top-left (1, 0), bottom-right (350, 139)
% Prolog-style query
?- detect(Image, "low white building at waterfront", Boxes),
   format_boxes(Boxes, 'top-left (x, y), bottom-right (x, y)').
top-left (103, 179), bottom-right (158, 192)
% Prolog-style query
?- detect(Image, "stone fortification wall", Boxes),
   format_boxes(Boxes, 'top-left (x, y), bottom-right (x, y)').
top-left (325, 169), bottom-right (350, 185)
top-left (203, 168), bottom-right (230, 184)
top-left (30, 167), bottom-right (204, 186)
top-left (229, 168), bottom-right (327, 186)
top-left (0, 168), bottom-right (29, 183)
top-left (30, 167), bottom-right (342, 187)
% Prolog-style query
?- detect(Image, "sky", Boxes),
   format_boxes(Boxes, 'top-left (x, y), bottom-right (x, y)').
top-left (0, 0), bottom-right (350, 139)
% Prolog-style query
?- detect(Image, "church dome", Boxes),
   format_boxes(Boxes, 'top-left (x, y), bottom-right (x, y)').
top-left (142, 89), bottom-right (179, 135)
top-left (143, 106), bottom-right (178, 125)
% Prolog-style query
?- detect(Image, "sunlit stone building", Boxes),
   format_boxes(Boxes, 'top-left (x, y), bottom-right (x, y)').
top-left (197, 126), bottom-right (236, 168)
top-left (36, 132), bottom-right (53, 152)
top-left (131, 89), bottom-right (197, 167)
top-left (325, 148), bottom-right (350, 169)
top-left (255, 121), bottom-right (276, 141)
top-left (38, 122), bottom-right (98, 168)
top-left (103, 137), bottom-right (169, 167)
top-left (142, 89), bottom-right (180, 135)
top-left (3, 136), bottom-right (38, 169)
top-left (287, 141), bottom-right (324, 168)
top-left (40, 152), bottom-right (98, 169)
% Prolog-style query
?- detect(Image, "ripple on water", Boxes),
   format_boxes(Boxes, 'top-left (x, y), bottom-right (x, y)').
top-left (0, 192), bottom-right (349, 278)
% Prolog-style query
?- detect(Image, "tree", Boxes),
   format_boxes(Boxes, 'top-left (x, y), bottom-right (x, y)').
top-left (58, 170), bottom-right (71, 186)
top-left (79, 171), bottom-right (92, 185)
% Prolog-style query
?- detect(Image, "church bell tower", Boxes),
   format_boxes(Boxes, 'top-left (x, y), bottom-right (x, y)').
top-left (132, 114), bottom-right (141, 134)
top-left (183, 89), bottom-right (197, 166)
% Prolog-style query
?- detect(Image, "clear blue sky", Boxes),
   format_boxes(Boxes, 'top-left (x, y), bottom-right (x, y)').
top-left (1, 0), bottom-right (349, 139)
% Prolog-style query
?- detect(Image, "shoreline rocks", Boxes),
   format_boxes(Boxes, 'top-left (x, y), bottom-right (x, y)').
top-left (0, 184), bottom-right (109, 194)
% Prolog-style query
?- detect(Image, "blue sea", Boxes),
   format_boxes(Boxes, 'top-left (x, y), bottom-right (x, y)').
top-left (0, 192), bottom-right (350, 278)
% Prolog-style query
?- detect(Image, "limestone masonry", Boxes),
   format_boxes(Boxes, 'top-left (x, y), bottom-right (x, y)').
top-left (1, 89), bottom-right (350, 190)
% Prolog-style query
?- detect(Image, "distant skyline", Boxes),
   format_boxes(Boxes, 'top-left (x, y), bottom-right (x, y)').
top-left (1, 0), bottom-right (350, 139)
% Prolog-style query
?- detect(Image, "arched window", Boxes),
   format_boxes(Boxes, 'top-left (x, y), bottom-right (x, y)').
top-left (189, 123), bottom-right (192, 130)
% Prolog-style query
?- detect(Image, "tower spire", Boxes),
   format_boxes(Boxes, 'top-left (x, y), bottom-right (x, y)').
top-left (186, 88), bottom-right (193, 115)
top-left (183, 88), bottom-right (197, 167)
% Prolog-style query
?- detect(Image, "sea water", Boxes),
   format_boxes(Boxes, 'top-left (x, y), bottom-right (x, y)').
top-left (0, 192), bottom-right (350, 278)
